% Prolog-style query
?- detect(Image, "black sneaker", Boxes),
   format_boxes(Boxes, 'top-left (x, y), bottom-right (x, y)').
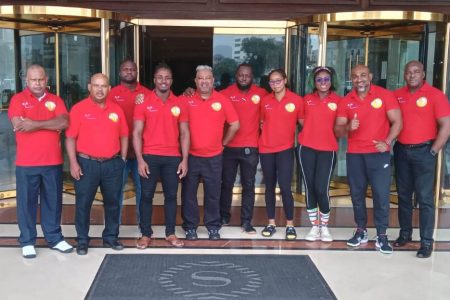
top-left (261, 224), bottom-right (276, 237)
top-left (347, 229), bottom-right (368, 247)
top-left (416, 242), bottom-right (433, 258)
top-left (185, 229), bottom-right (198, 241)
top-left (375, 235), bottom-right (393, 254)
top-left (285, 226), bottom-right (297, 241)
top-left (208, 229), bottom-right (221, 240)
top-left (393, 234), bottom-right (412, 247)
top-left (241, 223), bottom-right (256, 234)
top-left (103, 240), bottom-right (124, 251)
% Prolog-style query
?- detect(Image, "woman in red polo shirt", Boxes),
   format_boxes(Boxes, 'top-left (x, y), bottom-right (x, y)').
top-left (298, 66), bottom-right (340, 242)
top-left (259, 69), bottom-right (302, 240)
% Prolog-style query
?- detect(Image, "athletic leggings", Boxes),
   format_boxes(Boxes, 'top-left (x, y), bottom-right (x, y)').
top-left (298, 145), bottom-right (335, 213)
top-left (260, 148), bottom-right (294, 220)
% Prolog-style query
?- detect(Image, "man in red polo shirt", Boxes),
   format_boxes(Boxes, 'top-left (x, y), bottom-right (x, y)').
top-left (393, 60), bottom-right (450, 258)
top-left (335, 64), bottom-right (402, 254)
top-left (133, 63), bottom-right (189, 248)
top-left (66, 73), bottom-right (128, 255)
top-left (108, 60), bottom-right (151, 225)
top-left (219, 63), bottom-right (267, 233)
top-left (180, 65), bottom-right (239, 240)
top-left (8, 64), bottom-right (73, 258)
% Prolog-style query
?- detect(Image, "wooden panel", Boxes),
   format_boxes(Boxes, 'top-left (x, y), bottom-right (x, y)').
top-left (220, 0), bottom-right (358, 4)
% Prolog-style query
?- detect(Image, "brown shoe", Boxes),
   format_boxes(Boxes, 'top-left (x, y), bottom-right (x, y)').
top-left (136, 236), bottom-right (151, 249)
top-left (166, 235), bottom-right (184, 248)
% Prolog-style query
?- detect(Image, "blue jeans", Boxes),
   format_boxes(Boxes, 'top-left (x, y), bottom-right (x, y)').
top-left (74, 156), bottom-right (124, 245)
top-left (347, 152), bottom-right (391, 235)
top-left (16, 165), bottom-right (64, 247)
top-left (139, 155), bottom-right (181, 237)
top-left (260, 148), bottom-right (295, 221)
top-left (119, 158), bottom-right (141, 224)
top-left (220, 146), bottom-right (259, 225)
top-left (182, 154), bottom-right (223, 231)
top-left (394, 142), bottom-right (436, 243)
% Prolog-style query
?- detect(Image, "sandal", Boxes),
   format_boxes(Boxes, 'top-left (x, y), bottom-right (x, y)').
top-left (261, 224), bottom-right (276, 237)
top-left (166, 235), bottom-right (184, 247)
top-left (136, 236), bottom-right (151, 249)
top-left (285, 226), bottom-right (297, 241)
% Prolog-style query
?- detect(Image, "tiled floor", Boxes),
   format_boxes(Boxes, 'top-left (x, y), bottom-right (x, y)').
top-left (1, 195), bottom-right (450, 300)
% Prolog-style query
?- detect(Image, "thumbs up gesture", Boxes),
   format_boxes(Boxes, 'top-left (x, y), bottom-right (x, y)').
top-left (350, 113), bottom-right (359, 131)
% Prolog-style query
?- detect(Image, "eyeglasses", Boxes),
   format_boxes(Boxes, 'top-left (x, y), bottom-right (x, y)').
top-left (269, 79), bottom-right (283, 85)
top-left (315, 77), bottom-right (331, 84)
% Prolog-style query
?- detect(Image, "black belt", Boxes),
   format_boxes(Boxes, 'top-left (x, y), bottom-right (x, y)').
top-left (77, 152), bottom-right (119, 162)
top-left (398, 141), bottom-right (433, 148)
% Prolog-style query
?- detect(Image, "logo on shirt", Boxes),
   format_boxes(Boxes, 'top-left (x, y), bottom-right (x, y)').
top-left (171, 106), bottom-right (181, 117)
top-left (416, 97), bottom-right (428, 108)
top-left (84, 113), bottom-right (96, 120)
top-left (211, 102), bottom-right (222, 111)
top-left (114, 95), bottom-right (125, 102)
top-left (371, 98), bottom-right (383, 109)
top-left (264, 104), bottom-right (272, 110)
top-left (327, 102), bottom-right (337, 111)
top-left (347, 103), bottom-right (358, 110)
top-left (44, 101), bottom-right (56, 111)
top-left (135, 94), bottom-right (145, 104)
top-left (146, 105), bottom-right (159, 112)
top-left (108, 112), bottom-right (119, 122)
top-left (397, 96), bottom-right (406, 104)
top-left (285, 103), bottom-right (296, 113)
top-left (251, 95), bottom-right (260, 104)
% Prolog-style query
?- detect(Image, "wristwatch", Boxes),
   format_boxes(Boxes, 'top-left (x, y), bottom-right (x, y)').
top-left (430, 149), bottom-right (437, 157)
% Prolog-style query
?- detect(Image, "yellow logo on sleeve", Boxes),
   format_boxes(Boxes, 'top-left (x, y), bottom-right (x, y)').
top-left (211, 102), bottom-right (222, 111)
top-left (251, 95), bottom-right (260, 104)
top-left (371, 98), bottom-right (383, 109)
top-left (327, 102), bottom-right (337, 111)
top-left (416, 97), bottom-right (427, 108)
top-left (108, 112), bottom-right (119, 122)
top-left (45, 101), bottom-right (56, 111)
top-left (285, 103), bottom-right (296, 112)
top-left (171, 106), bottom-right (181, 117)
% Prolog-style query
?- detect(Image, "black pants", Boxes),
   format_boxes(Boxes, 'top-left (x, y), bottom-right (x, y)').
top-left (394, 142), bottom-right (436, 243)
top-left (298, 145), bottom-right (336, 213)
top-left (182, 154), bottom-right (222, 231)
top-left (139, 155), bottom-right (181, 237)
top-left (220, 146), bottom-right (259, 225)
top-left (260, 148), bottom-right (294, 221)
top-left (347, 152), bottom-right (391, 235)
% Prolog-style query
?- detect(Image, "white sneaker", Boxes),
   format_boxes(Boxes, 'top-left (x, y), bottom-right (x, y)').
top-left (305, 226), bottom-right (321, 241)
top-left (320, 226), bottom-right (333, 242)
top-left (52, 240), bottom-right (73, 253)
top-left (22, 245), bottom-right (36, 259)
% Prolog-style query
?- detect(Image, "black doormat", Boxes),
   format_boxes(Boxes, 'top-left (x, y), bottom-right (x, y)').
top-left (86, 254), bottom-right (336, 300)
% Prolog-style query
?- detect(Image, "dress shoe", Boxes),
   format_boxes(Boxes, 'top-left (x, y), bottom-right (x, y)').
top-left (241, 223), bottom-right (256, 234)
top-left (393, 235), bottom-right (412, 247)
top-left (416, 243), bottom-right (433, 258)
top-left (76, 244), bottom-right (88, 255)
top-left (103, 240), bottom-right (124, 250)
top-left (166, 235), bottom-right (184, 247)
top-left (136, 236), bottom-right (151, 250)
top-left (185, 229), bottom-right (198, 241)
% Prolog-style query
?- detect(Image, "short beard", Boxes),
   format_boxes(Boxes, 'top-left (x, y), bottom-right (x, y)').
top-left (236, 82), bottom-right (251, 91)
top-left (120, 77), bottom-right (137, 85)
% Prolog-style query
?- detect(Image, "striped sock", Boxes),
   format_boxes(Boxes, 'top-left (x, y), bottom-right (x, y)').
top-left (307, 208), bottom-right (319, 226)
top-left (320, 211), bottom-right (330, 227)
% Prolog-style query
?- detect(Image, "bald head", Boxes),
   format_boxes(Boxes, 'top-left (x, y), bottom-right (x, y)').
top-left (351, 64), bottom-right (372, 96)
top-left (404, 60), bottom-right (425, 92)
top-left (26, 64), bottom-right (48, 98)
top-left (88, 73), bottom-right (110, 104)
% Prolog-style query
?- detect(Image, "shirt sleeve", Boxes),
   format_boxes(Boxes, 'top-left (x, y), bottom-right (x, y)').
top-left (384, 90), bottom-right (400, 111)
top-left (298, 95), bottom-right (306, 119)
top-left (65, 105), bottom-right (81, 138)
top-left (54, 96), bottom-right (68, 116)
top-left (336, 98), bottom-right (348, 119)
top-left (7, 94), bottom-right (23, 119)
top-left (133, 101), bottom-right (146, 121)
top-left (118, 109), bottom-right (129, 137)
top-left (223, 99), bottom-right (239, 124)
top-left (433, 90), bottom-right (450, 119)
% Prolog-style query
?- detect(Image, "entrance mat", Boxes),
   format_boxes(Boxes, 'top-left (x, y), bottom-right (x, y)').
top-left (86, 254), bottom-right (336, 300)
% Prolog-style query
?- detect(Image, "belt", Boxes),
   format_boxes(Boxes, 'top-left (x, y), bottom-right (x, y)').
top-left (398, 141), bottom-right (433, 148)
top-left (77, 152), bottom-right (119, 162)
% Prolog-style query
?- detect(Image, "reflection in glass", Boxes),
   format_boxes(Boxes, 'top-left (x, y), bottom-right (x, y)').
top-left (109, 21), bottom-right (134, 86)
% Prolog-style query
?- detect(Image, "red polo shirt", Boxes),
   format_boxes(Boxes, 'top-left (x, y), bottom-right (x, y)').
top-left (8, 89), bottom-right (68, 166)
top-left (220, 84), bottom-right (267, 147)
top-left (337, 84), bottom-right (399, 153)
top-left (108, 83), bottom-right (151, 157)
top-left (259, 89), bottom-right (303, 154)
top-left (66, 97), bottom-right (128, 157)
top-left (394, 81), bottom-right (450, 144)
top-left (180, 90), bottom-right (239, 157)
top-left (298, 91), bottom-right (341, 151)
top-left (134, 91), bottom-right (186, 156)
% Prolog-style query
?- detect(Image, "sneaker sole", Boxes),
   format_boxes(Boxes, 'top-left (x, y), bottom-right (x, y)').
top-left (347, 239), bottom-right (368, 247)
top-left (261, 229), bottom-right (276, 237)
top-left (305, 236), bottom-right (320, 242)
top-left (321, 237), bottom-right (333, 242)
top-left (376, 243), bottom-right (394, 254)
top-left (51, 247), bottom-right (74, 254)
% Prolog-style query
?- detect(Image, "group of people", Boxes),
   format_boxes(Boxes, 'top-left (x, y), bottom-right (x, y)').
top-left (8, 58), bottom-right (450, 259)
